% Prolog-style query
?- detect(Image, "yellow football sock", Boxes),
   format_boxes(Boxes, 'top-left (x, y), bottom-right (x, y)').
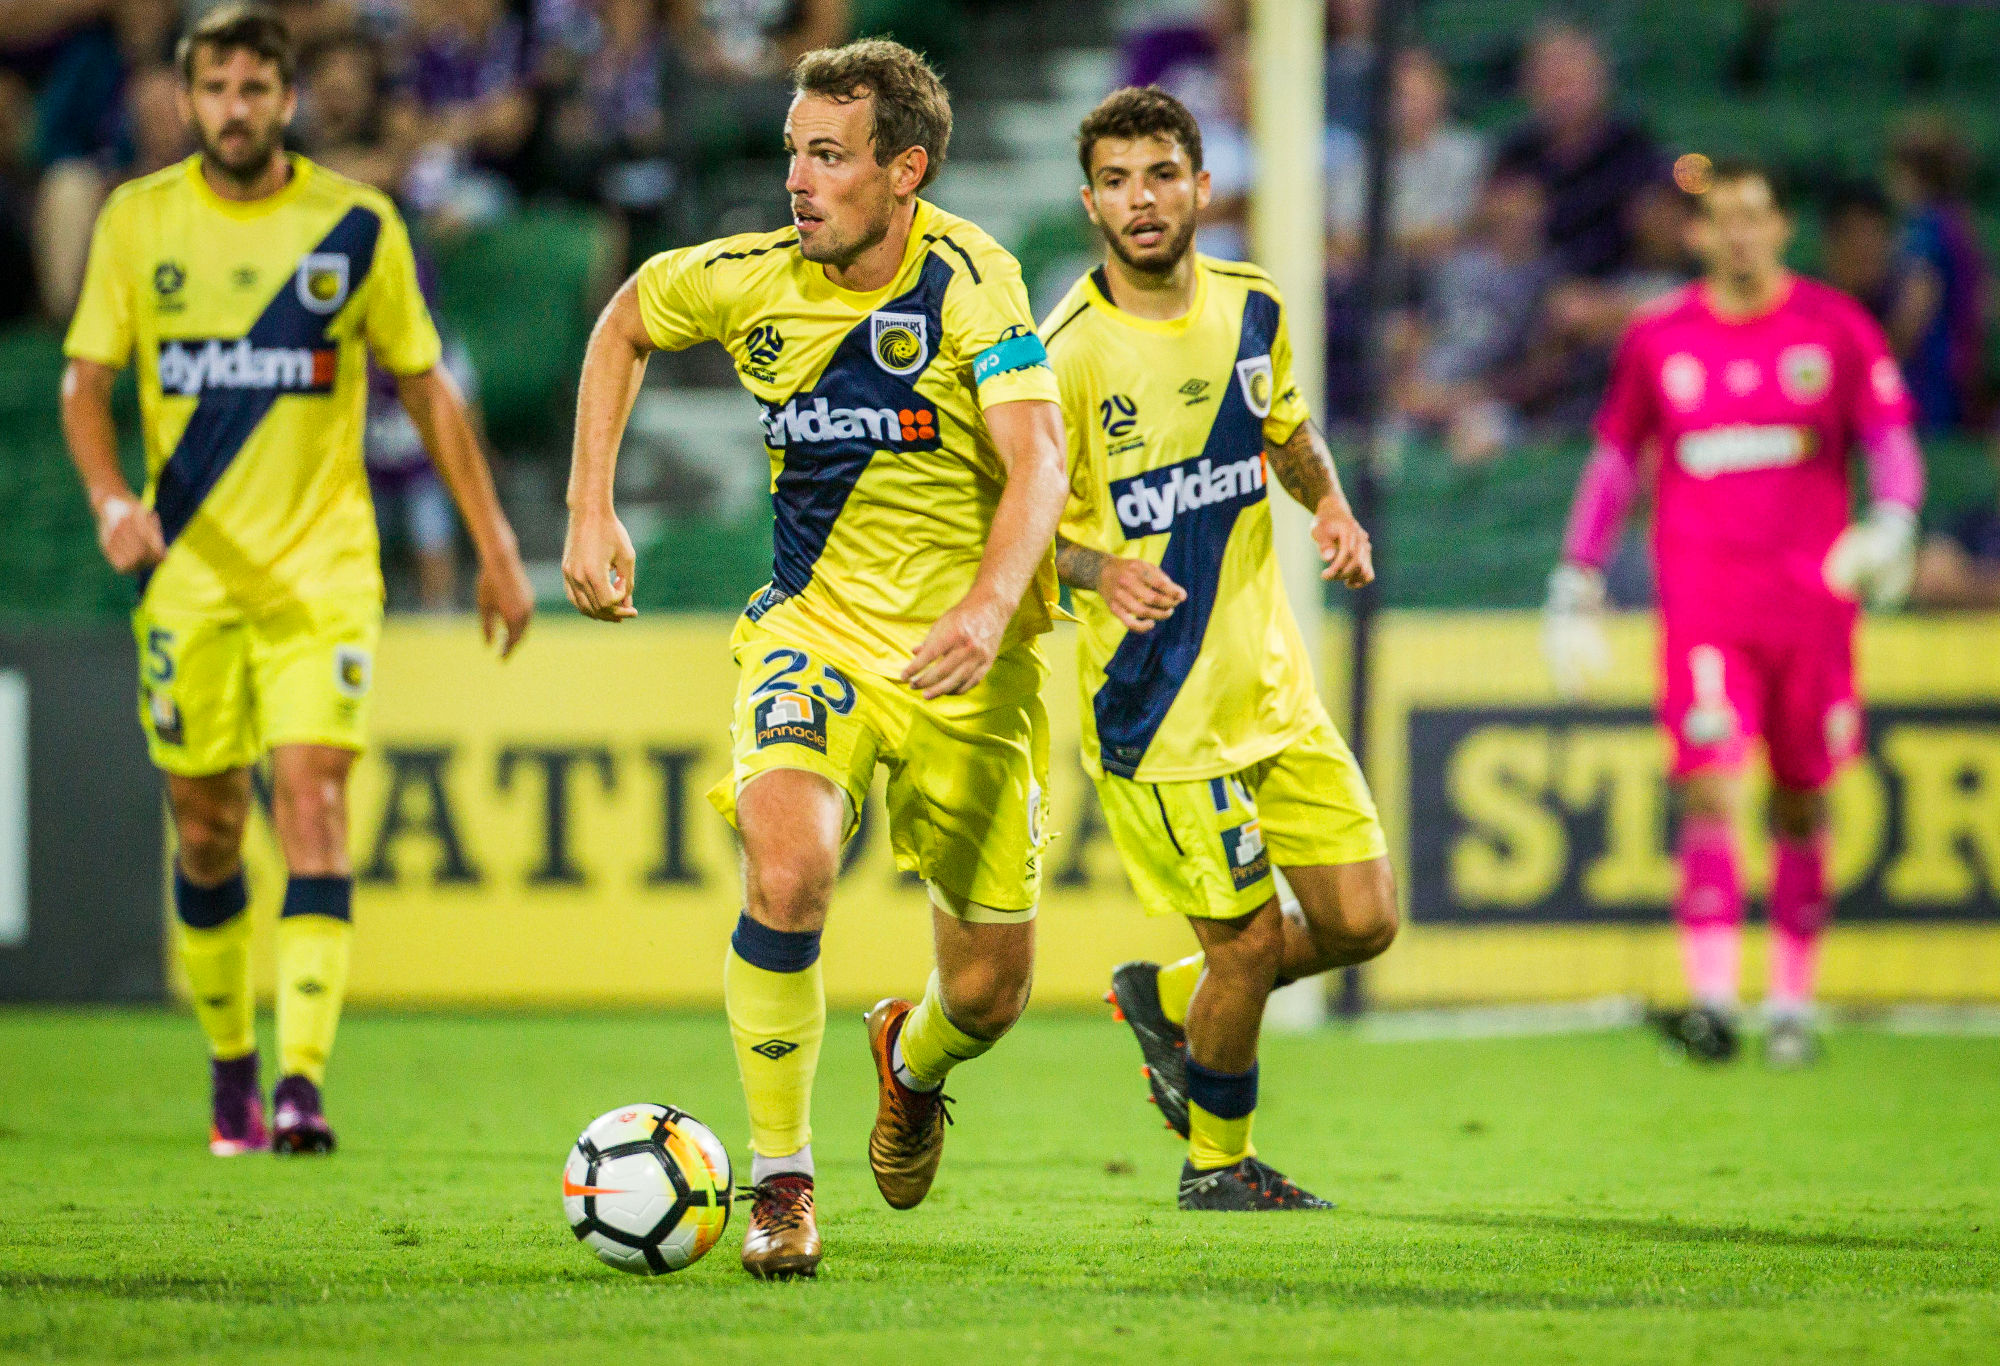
top-left (179, 912), bottom-right (255, 1060)
top-left (276, 914), bottom-right (352, 1085)
top-left (896, 971), bottom-right (995, 1090)
top-left (1155, 953), bottom-right (1203, 1028)
top-left (724, 941), bottom-right (824, 1158)
top-left (1187, 1101), bottom-right (1256, 1170)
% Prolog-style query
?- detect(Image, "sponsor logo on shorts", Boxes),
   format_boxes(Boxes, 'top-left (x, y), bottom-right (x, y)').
top-left (1235, 354), bottom-right (1275, 418)
top-left (334, 646), bottom-right (371, 699)
top-left (750, 1038), bottom-right (798, 1060)
top-left (1109, 448), bottom-right (1267, 536)
top-left (1778, 344), bottom-right (1832, 403)
top-left (753, 690), bottom-right (828, 753)
top-left (1675, 424), bottom-right (1811, 479)
top-left (1220, 819), bottom-right (1270, 892)
top-left (145, 686), bottom-right (183, 746)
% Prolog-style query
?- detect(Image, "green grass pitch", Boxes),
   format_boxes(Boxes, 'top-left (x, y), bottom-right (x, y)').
top-left (2, 1008), bottom-right (1996, 1363)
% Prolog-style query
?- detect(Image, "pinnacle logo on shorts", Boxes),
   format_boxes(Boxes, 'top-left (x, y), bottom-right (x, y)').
top-left (753, 690), bottom-right (828, 753)
top-left (1220, 819), bottom-right (1270, 892)
top-left (1110, 447), bottom-right (1268, 537)
top-left (759, 396), bottom-right (938, 449)
top-left (750, 1039), bottom-right (799, 1060)
top-left (145, 687), bottom-right (184, 746)
top-left (157, 338), bottom-right (337, 397)
top-left (334, 646), bottom-right (371, 699)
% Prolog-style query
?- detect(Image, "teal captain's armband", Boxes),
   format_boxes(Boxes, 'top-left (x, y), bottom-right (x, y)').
top-left (973, 332), bottom-right (1049, 385)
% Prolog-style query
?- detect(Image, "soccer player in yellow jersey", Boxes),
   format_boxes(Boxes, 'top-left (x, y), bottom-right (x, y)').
top-left (1044, 88), bottom-right (1400, 1210)
top-left (562, 40), bottom-right (1068, 1277)
top-left (58, 6), bottom-right (532, 1157)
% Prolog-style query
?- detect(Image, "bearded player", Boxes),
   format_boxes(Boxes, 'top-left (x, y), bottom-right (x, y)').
top-left (59, 5), bottom-right (532, 1155)
top-left (1544, 160), bottom-right (1923, 1067)
top-left (563, 40), bottom-right (1067, 1277)
top-left (1043, 88), bottom-right (1398, 1210)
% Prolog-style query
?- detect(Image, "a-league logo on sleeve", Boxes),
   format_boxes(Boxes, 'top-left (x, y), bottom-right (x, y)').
top-left (754, 690), bottom-right (828, 753)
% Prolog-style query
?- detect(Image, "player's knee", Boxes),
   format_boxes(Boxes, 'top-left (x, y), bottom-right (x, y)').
top-left (944, 961), bottom-right (1032, 1040)
top-left (173, 801), bottom-right (246, 880)
top-left (1207, 909), bottom-right (1285, 991)
top-left (1769, 785), bottom-right (1827, 840)
top-left (1337, 862), bottom-right (1400, 963)
top-left (742, 854), bottom-right (834, 934)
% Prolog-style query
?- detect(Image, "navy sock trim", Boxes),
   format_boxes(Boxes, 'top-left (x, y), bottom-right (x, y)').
top-left (281, 875), bottom-right (353, 922)
top-left (731, 912), bottom-right (821, 972)
top-left (1185, 1058), bottom-right (1258, 1120)
top-left (174, 868), bottom-right (248, 930)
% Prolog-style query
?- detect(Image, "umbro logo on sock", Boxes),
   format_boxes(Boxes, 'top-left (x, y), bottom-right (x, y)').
top-left (751, 1039), bottom-right (799, 1060)
top-left (295, 979), bottom-right (325, 997)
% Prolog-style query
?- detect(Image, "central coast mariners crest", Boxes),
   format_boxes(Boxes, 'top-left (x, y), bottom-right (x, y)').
top-left (296, 252), bottom-right (351, 315)
top-left (1235, 354), bottom-right (1274, 418)
top-left (754, 690), bottom-right (828, 753)
top-left (870, 311), bottom-right (929, 377)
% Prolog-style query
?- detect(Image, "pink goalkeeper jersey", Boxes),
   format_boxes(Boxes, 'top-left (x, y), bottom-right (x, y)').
top-left (1592, 277), bottom-right (1914, 630)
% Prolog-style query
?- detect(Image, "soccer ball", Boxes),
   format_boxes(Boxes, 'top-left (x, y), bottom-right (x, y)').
top-left (562, 1103), bottom-right (733, 1275)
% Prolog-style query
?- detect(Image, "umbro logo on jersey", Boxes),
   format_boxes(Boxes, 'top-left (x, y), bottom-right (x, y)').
top-left (1178, 379), bottom-right (1211, 404)
top-left (1109, 449), bottom-right (1267, 536)
top-left (157, 338), bottom-right (336, 397)
top-left (760, 396), bottom-right (937, 448)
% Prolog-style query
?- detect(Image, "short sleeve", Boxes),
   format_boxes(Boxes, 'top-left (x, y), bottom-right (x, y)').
top-left (634, 246), bottom-right (723, 352)
top-left (944, 245), bottom-right (1060, 409)
top-left (1841, 302), bottom-right (1915, 432)
top-left (1261, 293), bottom-right (1310, 445)
top-left (63, 205), bottom-right (133, 368)
top-left (1594, 327), bottom-right (1657, 452)
top-left (363, 206), bottom-right (444, 376)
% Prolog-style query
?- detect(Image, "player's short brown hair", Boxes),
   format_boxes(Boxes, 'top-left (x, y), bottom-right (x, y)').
top-left (1702, 158), bottom-right (1793, 215)
top-left (792, 39), bottom-right (952, 190)
top-left (1077, 86), bottom-right (1204, 179)
top-left (178, 2), bottom-right (295, 88)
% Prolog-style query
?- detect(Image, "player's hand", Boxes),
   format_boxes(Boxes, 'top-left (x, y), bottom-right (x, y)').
top-left (1312, 497), bottom-right (1375, 587)
top-left (903, 590), bottom-right (1008, 700)
top-left (562, 506), bottom-right (638, 622)
top-left (1824, 503), bottom-right (1917, 609)
top-left (95, 495), bottom-right (165, 575)
top-left (1096, 555), bottom-right (1185, 634)
top-left (1542, 562), bottom-right (1611, 699)
top-left (476, 547), bottom-right (534, 658)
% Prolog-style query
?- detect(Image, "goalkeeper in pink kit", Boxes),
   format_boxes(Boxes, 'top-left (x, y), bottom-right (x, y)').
top-left (1545, 161), bottom-right (1924, 1066)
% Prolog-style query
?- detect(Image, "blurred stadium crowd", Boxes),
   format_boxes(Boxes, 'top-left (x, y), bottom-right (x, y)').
top-left (0, 0), bottom-right (1996, 614)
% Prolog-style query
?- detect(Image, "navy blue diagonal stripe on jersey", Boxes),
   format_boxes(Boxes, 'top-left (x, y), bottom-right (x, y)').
top-left (756, 252), bottom-right (953, 609)
top-left (150, 205), bottom-right (382, 552)
top-left (1094, 288), bottom-right (1281, 779)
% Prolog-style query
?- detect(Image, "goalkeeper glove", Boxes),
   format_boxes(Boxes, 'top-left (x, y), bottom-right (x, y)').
top-left (1823, 503), bottom-right (1918, 608)
top-left (1543, 562), bottom-right (1610, 699)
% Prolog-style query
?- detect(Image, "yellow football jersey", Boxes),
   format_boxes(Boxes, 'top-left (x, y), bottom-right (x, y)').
top-left (1045, 257), bottom-right (1320, 782)
top-left (64, 155), bottom-right (442, 617)
top-left (634, 199), bottom-right (1060, 677)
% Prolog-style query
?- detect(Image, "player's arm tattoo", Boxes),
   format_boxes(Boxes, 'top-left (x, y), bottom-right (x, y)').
top-left (1054, 535), bottom-right (1110, 591)
top-left (1264, 418), bottom-right (1345, 511)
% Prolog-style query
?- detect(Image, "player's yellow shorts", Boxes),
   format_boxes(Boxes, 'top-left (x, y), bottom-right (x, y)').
top-left (709, 629), bottom-right (1051, 919)
top-left (1095, 718), bottom-right (1387, 921)
top-left (132, 593), bottom-right (382, 776)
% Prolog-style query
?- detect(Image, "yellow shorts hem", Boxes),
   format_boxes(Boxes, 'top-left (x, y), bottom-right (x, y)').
top-left (925, 877), bottom-right (1038, 923)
